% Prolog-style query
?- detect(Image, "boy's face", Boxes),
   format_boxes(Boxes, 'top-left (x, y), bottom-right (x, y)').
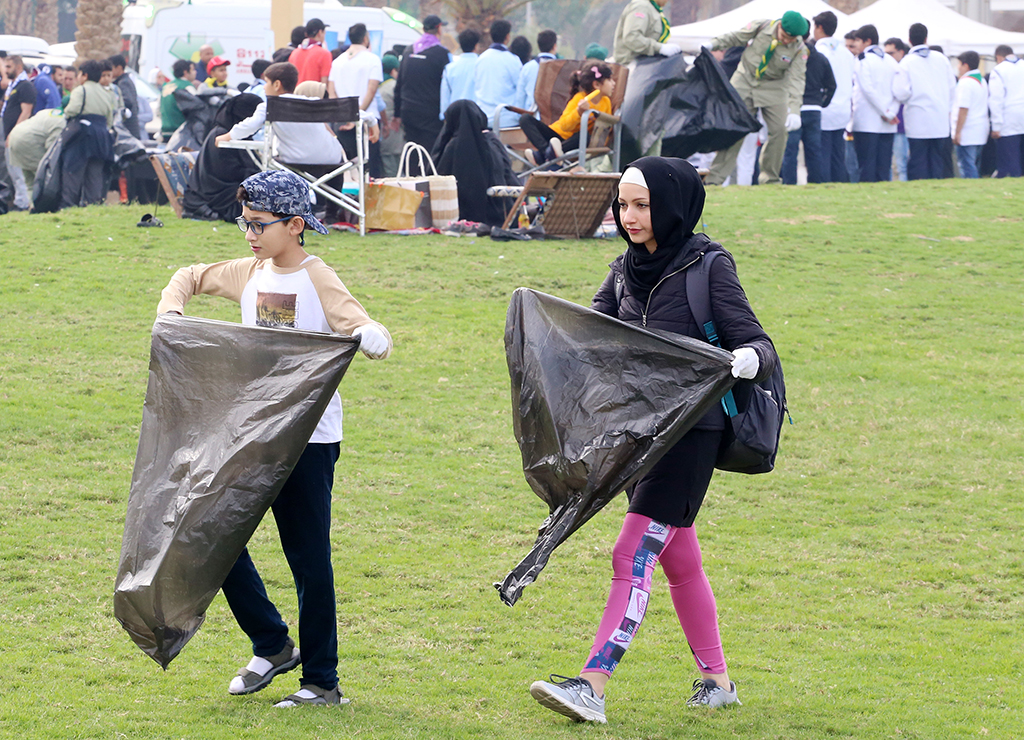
top-left (240, 206), bottom-right (305, 265)
top-left (211, 64), bottom-right (229, 83)
top-left (100, 70), bottom-right (113, 86)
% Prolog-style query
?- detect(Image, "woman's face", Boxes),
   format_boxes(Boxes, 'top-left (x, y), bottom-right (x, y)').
top-left (617, 182), bottom-right (657, 253)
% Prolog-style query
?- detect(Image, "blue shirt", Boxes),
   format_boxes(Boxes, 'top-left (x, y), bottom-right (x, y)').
top-left (473, 45), bottom-right (522, 128)
top-left (33, 73), bottom-right (61, 112)
top-left (440, 52), bottom-right (478, 120)
top-left (515, 52), bottom-right (557, 113)
top-left (249, 80), bottom-right (267, 101)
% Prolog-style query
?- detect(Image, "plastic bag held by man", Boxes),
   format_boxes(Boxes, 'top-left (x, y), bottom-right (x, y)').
top-left (619, 48), bottom-right (760, 164)
top-left (114, 314), bottom-right (360, 668)
top-left (495, 289), bottom-right (736, 606)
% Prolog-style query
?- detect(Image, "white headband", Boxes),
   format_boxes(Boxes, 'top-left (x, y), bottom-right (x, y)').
top-left (619, 167), bottom-right (649, 190)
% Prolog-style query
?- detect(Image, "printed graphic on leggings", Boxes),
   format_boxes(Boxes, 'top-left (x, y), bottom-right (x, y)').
top-left (585, 521), bottom-right (671, 674)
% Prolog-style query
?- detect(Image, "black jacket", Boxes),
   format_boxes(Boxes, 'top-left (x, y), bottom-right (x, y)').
top-left (394, 44), bottom-right (450, 123)
top-left (114, 72), bottom-right (141, 139)
top-left (804, 44), bottom-right (837, 109)
top-left (592, 234), bottom-right (777, 430)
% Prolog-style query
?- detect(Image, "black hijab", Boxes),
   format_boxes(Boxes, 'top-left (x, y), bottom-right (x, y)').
top-left (613, 157), bottom-right (706, 303)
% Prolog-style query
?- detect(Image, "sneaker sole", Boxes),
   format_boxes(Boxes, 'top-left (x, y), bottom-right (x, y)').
top-left (529, 682), bottom-right (606, 723)
top-left (229, 649), bottom-right (301, 695)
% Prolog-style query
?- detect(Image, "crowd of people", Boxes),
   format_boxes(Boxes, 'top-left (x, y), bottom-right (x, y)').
top-left (703, 11), bottom-right (1024, 185)
top-left (4, 3), bottom-right (1023, 217)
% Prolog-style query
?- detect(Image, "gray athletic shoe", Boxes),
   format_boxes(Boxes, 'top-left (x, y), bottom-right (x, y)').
top-left (530, 674), bottom-right (607, 723)
top-left (686, 678), bottom-right (741, 708)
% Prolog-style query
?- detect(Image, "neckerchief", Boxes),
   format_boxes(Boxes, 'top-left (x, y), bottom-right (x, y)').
top-left (2, 69), bottom-right (28, 118)
top-left (756, 38), bottom-right (779, 79)
top-left (413, 32), bottom-right (442, 54)
top-left (963, 70), bottom-right (983, 84)
top-left (858, 45), bottom-right (885, 61)
top-left (649, 0), bottom-right (671, 43)
top-left (490, 43), bottom-right (509, 52)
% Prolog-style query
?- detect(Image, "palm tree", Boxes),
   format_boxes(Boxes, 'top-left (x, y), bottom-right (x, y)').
top-left (1, 0), bottom-right (58, 41)
top-left (436, 0), bottom-right (536, 34)
top-left (74, 0), bottom-right (124, 65)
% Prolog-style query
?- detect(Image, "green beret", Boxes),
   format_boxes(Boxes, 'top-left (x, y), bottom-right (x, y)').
top-left (382, 54), bottom-right (400, 75)
top-left (781, 11), bottom-right (809, 38)
top-left (584, 43), bottom-right (608, 60)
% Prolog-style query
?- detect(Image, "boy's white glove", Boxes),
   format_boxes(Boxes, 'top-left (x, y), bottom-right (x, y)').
top-left (730, 347), bottom-right (759, 379)
top-left (786, 113), bottom-right (802, 131)
top-left (353, 324), bottom-right (390, 359)
top-left (658, 43), bottom-right (682, 57)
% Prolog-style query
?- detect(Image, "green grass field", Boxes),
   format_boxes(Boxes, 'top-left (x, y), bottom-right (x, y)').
top-left (1, 179), bottom-right (1022, 739)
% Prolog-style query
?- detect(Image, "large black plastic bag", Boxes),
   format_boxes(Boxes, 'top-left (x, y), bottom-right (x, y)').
top-left (496, 289), bottom-right (736, 606)
top-left (619, 48), bottom-right (760, 165)
top-left (115, 314), bottom-right (360, 668)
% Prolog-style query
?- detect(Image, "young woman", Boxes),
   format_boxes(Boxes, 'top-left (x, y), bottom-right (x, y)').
top-left (529, 157), bottom-right (778, 723)
top-left (518, 63), bottom-right (615, 166)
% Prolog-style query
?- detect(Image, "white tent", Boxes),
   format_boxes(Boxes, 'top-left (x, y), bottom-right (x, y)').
top-left (844, 0), bottom-right (1024, 57)
top-left (669, 0), bottom-right (849, 53)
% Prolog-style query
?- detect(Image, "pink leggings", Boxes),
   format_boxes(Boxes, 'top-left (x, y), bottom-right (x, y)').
top-left (583, 512), bottom-right (726, 676)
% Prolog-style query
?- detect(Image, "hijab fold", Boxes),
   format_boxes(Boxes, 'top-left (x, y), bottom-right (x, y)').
top-left (612, 157), bottom-right (706, 303)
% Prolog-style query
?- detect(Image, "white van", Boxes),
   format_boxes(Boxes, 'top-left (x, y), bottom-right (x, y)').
top-left (121, 0), bottom-right (422, 86)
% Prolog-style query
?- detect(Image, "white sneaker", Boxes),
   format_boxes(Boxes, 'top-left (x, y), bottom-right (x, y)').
top-left (549, 137), bottom-right (564, 159)
top-left (530, 674), bottom-right (606, 723)
top-left (686, 678), bottom-right (741, 708)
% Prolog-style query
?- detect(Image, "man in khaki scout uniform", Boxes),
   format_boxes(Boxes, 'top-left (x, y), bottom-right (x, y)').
top-left (612, 0), bottom-right (682, 65)
top-left (705, 11), bottom-right (810, 185)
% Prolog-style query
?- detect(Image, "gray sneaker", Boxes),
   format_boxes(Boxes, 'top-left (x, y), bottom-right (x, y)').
top-left (686, 678), bottom-right (741, 708)
top-left (530, 674), bottom-right (607, 723)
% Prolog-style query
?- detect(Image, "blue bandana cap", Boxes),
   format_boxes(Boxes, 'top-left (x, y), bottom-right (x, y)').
top-left (240, 170), bottom-right (329, 235)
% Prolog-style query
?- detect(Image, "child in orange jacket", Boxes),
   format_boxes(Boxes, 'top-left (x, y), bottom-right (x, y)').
top-left (519, 63), bottom-right (615, 165)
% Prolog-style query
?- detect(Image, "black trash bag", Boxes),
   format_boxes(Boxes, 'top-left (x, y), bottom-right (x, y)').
top-left (495, 289), bottom-right (736, 606)
top-left (31, 133), bottom-right (64, 213)
top-left (114, 314), bottom-right (361, 668)
top-left (619, 48), bottom-right (760, 166)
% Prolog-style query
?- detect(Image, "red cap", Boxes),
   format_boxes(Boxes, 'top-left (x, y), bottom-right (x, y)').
top-left (208, 55), bottom-right (231, 69)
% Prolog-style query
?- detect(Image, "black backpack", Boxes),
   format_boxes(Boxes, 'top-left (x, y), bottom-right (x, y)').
top-left (685, 249), bottom-right (788, 473)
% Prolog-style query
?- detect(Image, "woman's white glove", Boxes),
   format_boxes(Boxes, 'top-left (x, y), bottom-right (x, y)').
top-left (353, 324), bottom-right (390, 359)
top-left (658, 43), bottom-right (682, 57)
top-left (730, 347), bottom-right (759, 379)
top-left (786, 113), bottom-right (802, 132)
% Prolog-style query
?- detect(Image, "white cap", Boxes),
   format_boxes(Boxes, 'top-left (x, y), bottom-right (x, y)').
top-left (619, 166), bottom-right (649, 190)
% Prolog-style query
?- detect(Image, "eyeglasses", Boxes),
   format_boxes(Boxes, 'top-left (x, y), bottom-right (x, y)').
top-left (236, 216), bottom-right (292, 235)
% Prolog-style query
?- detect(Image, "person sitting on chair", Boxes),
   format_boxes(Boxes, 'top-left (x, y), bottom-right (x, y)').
top-left (519, 63), bottom-right (614, 166)
top-left (216, 62), bottom-right (377, 165)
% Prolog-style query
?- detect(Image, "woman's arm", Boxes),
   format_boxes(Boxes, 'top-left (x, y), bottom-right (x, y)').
top-left (707, 252), bottom-right (777, 383)
top-left (591, 269), bottom-right (620, 317)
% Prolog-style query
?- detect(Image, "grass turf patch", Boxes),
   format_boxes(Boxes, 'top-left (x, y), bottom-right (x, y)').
top-left (0, 178), bottom-right (1021, 739)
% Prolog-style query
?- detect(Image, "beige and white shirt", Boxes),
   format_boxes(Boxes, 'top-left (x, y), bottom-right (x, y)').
top-left (158, 255), bottom-right (391, 443)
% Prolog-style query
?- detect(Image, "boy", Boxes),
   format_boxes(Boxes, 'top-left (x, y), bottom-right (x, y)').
top-left (214, 62), bottom-right (375, 165)
top-left (203, 55), bottom-right (232, 89)
top-left (157, 170), bottom-right (392, 707)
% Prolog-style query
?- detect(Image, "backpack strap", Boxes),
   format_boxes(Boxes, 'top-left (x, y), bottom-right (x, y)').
top-left (686, 249), bottom-right (738, 417)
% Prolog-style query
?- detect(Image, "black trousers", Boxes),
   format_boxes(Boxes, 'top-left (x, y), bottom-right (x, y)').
top-left (995, 134), bottom-right (1023, 178)
top-left (907, 137), bottom-right (951, 180)
top-left (401, 120), bottom-right (443, 175)
top-left (221, 442), bottom-right (341, 691)
top-left (853, 131), bottom-right (894, 183)
top-left (61, 158), bottom-right (108, 208)
top-left (819, 128), bottom-right (849, 183)
top-left (336, 128), bottom-right (383, 179)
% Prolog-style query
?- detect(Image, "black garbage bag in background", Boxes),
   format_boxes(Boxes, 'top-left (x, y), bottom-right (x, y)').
top-left (619, 48), bottom-right (760, 166)
top-left (495, 289), bottom-right (736, 606)
top-left (114, 314), bottom-right (360, 668)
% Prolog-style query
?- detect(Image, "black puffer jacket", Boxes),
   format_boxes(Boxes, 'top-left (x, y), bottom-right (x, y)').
top-left (592, 232), bottom-right (778, 430)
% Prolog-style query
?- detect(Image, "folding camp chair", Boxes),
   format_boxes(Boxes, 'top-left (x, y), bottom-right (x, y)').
top-left (219, 95), bottom-right (370, 235)
top-left (493, 60), bottom-right (629, 178)
top-left (149, 151), bottom-right (197, 218)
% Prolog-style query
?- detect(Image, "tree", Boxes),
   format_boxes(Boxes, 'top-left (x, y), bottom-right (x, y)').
top-left (435, 0), bottom-right (536, 34)
top-left (1, 0), bottom-right (59, 42)
top-left (74, 0), bottom-right (123, 66)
